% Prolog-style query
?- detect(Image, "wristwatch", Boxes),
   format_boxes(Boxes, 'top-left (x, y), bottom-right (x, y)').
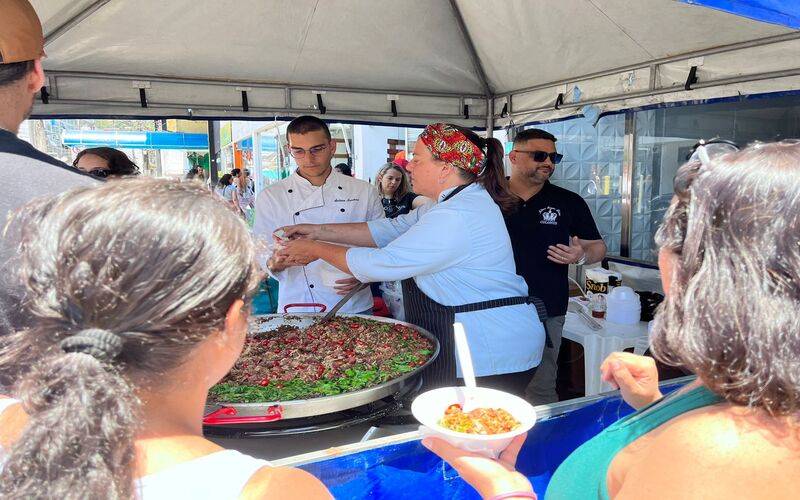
top-left (575, 253), bottom-right (587, 266)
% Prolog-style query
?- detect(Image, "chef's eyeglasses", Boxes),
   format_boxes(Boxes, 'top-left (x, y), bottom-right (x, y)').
top-left (512, 150), bottom-right (564, 164)
top-left (288, 144), bottom-right (329, 159)
top-left (687, 139), bottom-right (739, 166)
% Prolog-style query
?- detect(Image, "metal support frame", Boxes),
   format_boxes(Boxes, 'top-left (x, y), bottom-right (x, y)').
top-left (44, 0), bottom-right (113, 46)
top-left (447, 0), bottom-right (495, 131)
top-left (620, 111), bottom-right (635, 257)
top-left (447, 0), bottom-right (493, 98)
top-left (485, 98), bottom-right (494, 134)
top-left (252, 131), bottom-right (263, 195)
top-left (500, 31), bottom-right (800, 121)
top-left (44, 70), bottom-right (483, 100)
top-left (208, 120), bottom-right (220, 181)
top-left (498, 31), bottom-right (800, 99)
top-left (509, 66), bottom-right (800, 119)
top-left (35, 97), bottom-right (468, 122)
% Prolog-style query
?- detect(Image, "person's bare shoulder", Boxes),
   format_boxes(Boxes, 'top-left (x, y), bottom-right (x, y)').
top-left (613, 405), bottom-right (800, 499)
top-left (239, 466), bottom-right (332, 500)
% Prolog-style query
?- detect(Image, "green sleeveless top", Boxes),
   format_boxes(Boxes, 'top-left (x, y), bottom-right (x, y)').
top-left (545, 385), bottom-right (723, 500)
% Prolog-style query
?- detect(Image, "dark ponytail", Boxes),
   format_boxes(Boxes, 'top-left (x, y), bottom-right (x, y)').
top-left (1, 353), bottom-right (138, 499)
top-left (0, 178), bottom-right (261, 499)
top-left (454, 126), bottom-right (520, 215)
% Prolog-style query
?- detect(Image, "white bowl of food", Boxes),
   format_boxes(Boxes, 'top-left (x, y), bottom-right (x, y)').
top-left (412, 386), bottom-right (536, 458)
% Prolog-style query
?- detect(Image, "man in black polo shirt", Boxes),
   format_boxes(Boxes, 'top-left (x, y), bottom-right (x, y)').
top-left (0, 0), bottom-right (95, 345)
top-left (505, 128), bottom-right (606, 404)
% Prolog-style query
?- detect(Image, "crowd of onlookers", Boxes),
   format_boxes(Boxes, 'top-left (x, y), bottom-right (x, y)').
top-left (1, 1), bottom-right (799, 499)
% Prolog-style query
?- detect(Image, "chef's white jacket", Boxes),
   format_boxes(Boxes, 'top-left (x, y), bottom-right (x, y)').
top-left (253, 169), bottom-right (384, 314)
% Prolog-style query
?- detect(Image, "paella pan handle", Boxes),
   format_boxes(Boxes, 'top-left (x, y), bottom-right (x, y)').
top-left (203, 405), bottom-right (283, 425)
top-left (283, 303), bottom-right (327, 313)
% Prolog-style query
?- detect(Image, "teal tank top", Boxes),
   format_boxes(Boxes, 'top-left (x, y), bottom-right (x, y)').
top-left (545, 385), bottom-right (723, 500)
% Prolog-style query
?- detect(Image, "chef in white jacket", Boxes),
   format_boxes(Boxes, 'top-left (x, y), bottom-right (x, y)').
top-left (253, 116), bottom-right (384, 314)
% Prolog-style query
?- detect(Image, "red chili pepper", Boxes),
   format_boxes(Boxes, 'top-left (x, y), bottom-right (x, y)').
top-left (349, 323), bottom-right (360, 329)
top-left (259, 378), bottom-right (270, 386)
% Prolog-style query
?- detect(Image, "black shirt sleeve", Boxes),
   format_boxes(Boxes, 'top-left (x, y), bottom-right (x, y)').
top-left (569, 194), bottom-right (602, 241)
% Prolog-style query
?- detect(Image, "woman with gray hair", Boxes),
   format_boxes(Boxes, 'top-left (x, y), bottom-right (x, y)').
top-left (423, 141), bottom-right (800, 499)
top-left (0, 179), bottom-right (330, 499)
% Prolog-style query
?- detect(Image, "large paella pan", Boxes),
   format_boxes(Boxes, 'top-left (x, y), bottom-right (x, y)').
top-left (203, 312), bottom-right (439, 427)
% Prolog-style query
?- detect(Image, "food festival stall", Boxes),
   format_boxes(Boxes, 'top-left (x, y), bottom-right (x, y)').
top-left (26, 0), bottom-right (800, 496)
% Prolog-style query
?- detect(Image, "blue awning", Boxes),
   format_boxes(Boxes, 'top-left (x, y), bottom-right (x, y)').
top-left (237, 136), bottom-right (279, 152)
top-left (62, 130), bottom-right (209, 150)
top-left (681, 0), bottom-right (800, 29)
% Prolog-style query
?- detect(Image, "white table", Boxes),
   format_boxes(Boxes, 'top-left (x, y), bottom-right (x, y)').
top-left (561, 301), bottom-right (650, 396)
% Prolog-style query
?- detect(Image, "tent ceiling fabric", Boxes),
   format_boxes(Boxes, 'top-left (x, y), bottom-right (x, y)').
top-left (28, 0), bottom-right (800, 127)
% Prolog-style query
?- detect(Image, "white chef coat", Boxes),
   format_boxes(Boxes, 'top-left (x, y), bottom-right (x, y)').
top-left (253, 169), bottom-right (384, 314)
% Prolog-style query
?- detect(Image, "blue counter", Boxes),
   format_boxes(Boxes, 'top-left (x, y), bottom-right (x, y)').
top-left (298, 381), bottom-right (687, 498)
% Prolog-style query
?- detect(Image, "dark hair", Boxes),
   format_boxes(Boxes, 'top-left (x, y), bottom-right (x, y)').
top-left (513, 128), bottom-right (557, 145)
top-left (0, 179), bottom-right (260, 498)
top-left (185, 165), bottom-right (205, 180)
top-left (231, 168), bottom-right (241, 177)
top-left (286, 115), bottom-right (331, 140)
top-left (73, 147), bottom-right (140, 177)
top-left (651, 141), bottom-right (800, 416)
top-left (375, 163), bottom-right (410, 200)
top-left (334, 162), bottom-right (352, 176)
top-left (451, 125), bottom-right (519, 215)
top-left (0, 60), bottom-right (34, 87)
top-left (218, 173), bottom-right (233, 186)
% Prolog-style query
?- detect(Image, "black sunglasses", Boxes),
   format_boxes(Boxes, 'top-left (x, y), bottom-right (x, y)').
top-left (512, 150), bottom-right (564, 164)
top-left (88, 169), bottom-right (110, 179)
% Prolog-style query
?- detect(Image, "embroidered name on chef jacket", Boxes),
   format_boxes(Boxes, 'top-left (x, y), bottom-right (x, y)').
top-left (539, 206), bottom-right (561, 225)
top-left (334, 198), bottom-right (360, 202)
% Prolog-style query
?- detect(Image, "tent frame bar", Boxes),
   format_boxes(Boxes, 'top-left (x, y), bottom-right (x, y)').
top-left (43, 70), bottom-right (484, 100)
top-left (448, 0), bottom-right (493, 98)
top-left (44, 0), bottom-right (113, 46)
top-left (508, 66), bottom-right (800, 118)
top-left (499, 31), bottom-right (800, 100)
top-left (39, 97), bottom-right (468, 121)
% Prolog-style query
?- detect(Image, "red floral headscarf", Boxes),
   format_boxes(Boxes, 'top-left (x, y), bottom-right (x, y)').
top-left (418, 123), bottom-right (485, 175)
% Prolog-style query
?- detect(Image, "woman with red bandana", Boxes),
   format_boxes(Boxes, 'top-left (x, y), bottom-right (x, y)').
top-left (276, 123), bottom-right (546, 394)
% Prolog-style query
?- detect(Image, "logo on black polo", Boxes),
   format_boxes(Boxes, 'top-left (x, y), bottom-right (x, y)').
top-left (539, 206), bottom-right (560, 225)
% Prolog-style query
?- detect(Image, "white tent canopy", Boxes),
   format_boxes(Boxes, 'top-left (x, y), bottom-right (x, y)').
top-left (29, 0), bottom-right (800, 128)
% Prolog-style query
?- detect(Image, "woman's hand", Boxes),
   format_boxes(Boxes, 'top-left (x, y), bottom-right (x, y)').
top-left (600, 352), bottom-right (663, 410)
top-left (422, 434), bottom-right (535, 499)
top-left (281, 224), bottom-right (322, 241)
top-left (275, 239), bottom-right (322, 266)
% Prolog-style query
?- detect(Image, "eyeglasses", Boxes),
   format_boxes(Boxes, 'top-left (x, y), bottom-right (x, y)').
top-left (512, 150), bottom-right (564, 164)
top-left (288, 144), bottom-right (329, 159)
top-left (687, 139), bottom-right (739, 166)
